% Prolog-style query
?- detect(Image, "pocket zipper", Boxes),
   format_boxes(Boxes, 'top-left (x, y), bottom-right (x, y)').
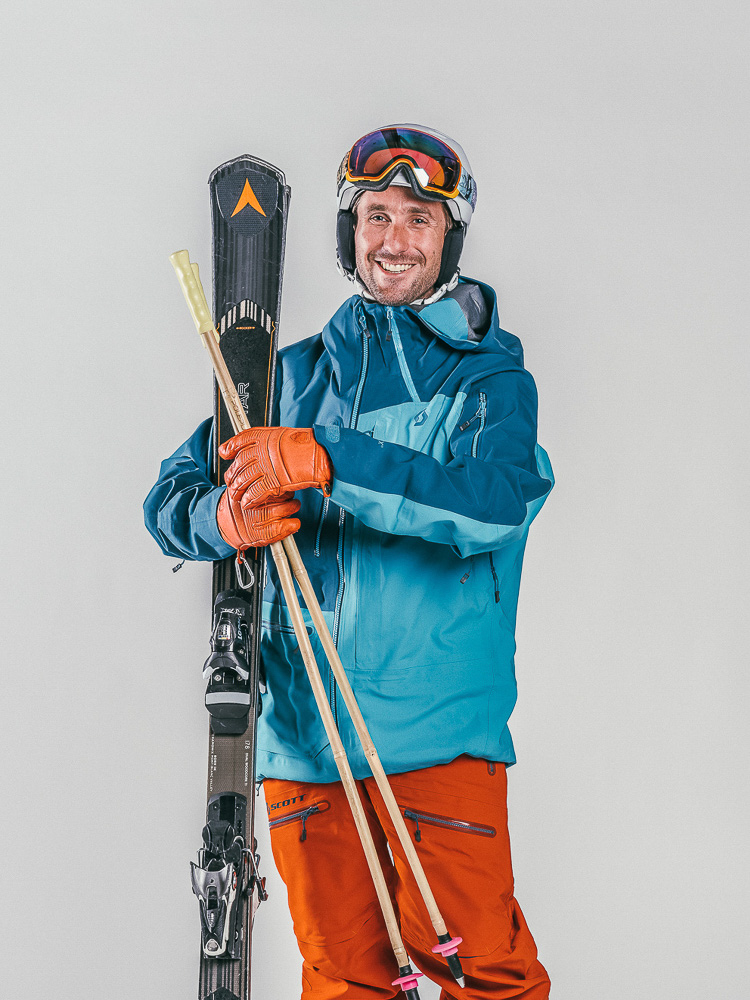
top-left (460, 555), bottom-right (475, 585)
top-left (263, 620), bottom-right (314, 636)
top-left (471, 391), bottom-right (487, 457)
top-left (403, 808), bottom-right (496, 842)
top-left (267, 801), bottom-right (329, 841)
top-left (488, 552), bottom-right (500, 604)
top-left (459, 407), bottom-right (482, 432)
top-left (459, 391), bottom-right (488, 458)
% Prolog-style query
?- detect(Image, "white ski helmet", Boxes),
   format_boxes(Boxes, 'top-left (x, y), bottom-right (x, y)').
top-left (336, 124), bottom-right (477, 286)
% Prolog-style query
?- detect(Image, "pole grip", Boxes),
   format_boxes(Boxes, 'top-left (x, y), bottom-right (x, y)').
top-left (170, 248), bottom-right (249, 433)
top-left (170, 250), bottom-right (215, 336)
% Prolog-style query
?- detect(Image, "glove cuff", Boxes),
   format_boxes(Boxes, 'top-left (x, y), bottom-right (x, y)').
top-left (216, 489), bottom-right (245, 550)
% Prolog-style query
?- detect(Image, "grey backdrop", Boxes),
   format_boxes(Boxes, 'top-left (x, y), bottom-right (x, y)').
top-left (1, 2), bottom-right (748, 998)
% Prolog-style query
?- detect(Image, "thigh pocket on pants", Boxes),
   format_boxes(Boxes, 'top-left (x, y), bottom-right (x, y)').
top-left (268, 799), bottom-right (331, 842)
top-left (268, 791), bottom-right (390, 949)
top-left (396, 801), bottom-right (514, 958)
top-left (403, 808), bottom-right (497, 843)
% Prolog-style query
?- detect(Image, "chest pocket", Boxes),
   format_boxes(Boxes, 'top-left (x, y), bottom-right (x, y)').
top-left (364, 394), bottom-right (463, 464)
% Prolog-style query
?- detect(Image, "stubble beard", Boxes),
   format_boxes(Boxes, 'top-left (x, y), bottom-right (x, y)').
top-left (356, 252), bottom-right (440, 306)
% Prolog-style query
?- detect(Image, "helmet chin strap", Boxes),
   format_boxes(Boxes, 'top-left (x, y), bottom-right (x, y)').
top-left (349, 266), bottom-right (460, 306)
top-left (411, 269), bottom-right (460, 305)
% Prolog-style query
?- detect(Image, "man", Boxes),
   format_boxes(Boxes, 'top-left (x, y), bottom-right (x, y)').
top-left (145, 125), bottom-right (553, 999)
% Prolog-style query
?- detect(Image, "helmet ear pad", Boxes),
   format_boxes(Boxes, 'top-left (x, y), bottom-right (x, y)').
top-left (336, 209), bottom-right (357, 275)
top-left (437, 224), bottom-right (464, 288)
top-left (336, 208), bottom-right (465, 289)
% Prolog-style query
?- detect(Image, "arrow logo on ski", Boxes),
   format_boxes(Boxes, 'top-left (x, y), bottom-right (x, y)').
top-left (215, 161), bottom-right (278, 237)
top-left (231, 178), bottom-right (266, 218)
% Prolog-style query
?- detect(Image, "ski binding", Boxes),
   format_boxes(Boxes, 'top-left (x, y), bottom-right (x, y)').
top-left (203, 591), bottom-right (254, 735)
top-left (190, 792), bottom-right (266, 959)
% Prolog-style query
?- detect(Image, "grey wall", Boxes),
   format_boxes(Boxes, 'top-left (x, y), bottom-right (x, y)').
top-left (1, 2), bottom-right (747, 998)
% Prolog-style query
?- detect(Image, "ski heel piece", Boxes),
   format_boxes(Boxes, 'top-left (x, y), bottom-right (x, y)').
top-left (191, 792), bottom-right (260, 960)
top-left (190, 861), bottom-right (237, 957)
top-left (392, 965), bottom-right (423, 999)
top-left (203, 590), bottom-right (254, 735)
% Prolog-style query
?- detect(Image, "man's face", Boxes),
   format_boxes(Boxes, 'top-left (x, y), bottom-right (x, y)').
top-left (353, 186), bottom-right (448, 306)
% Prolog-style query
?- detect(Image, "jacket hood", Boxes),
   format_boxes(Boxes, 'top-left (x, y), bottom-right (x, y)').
top-left (320, 276), bottom-right (526, 390)
top-left (354, 277), bottom-right (525, 368)
top-left (408, 277), bottom-right (525, 367)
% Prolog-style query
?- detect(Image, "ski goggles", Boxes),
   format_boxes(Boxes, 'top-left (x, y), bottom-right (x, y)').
top-left (338, 127), bottom-right (477, 209)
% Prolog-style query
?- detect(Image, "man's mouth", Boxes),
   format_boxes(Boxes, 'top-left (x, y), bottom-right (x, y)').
top-left (376, 260), bottom-right (416, 274)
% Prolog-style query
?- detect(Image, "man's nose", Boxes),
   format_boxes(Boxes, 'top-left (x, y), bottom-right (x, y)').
top-left (380, 222), bottom-right (410, 255)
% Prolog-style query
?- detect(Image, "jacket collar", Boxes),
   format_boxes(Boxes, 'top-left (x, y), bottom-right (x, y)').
top-left (323, 276), bottom-right (526, 384)
top-left (398, 277), bottom-right (526, 367)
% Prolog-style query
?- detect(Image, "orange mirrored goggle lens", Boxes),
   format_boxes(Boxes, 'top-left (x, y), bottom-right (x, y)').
top-left (347, 128), bottom-right (462, 196)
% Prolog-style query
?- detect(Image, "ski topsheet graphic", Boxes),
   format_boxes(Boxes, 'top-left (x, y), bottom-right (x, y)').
top-left (195, 155), bottom-right (290, 1000)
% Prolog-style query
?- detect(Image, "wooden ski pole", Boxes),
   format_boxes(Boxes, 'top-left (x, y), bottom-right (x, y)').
top-left (170, 249), bottom-right (424, 999)
top-left (281, 535), bottom-right (465, 985)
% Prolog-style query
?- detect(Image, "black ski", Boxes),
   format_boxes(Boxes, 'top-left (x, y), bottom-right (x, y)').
top-left (191, 155), bottom-right (290, 1000)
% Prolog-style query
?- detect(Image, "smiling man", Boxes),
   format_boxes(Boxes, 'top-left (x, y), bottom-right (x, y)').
top-left (353, 186), bottom-right (450, 305)
top-left (146, 124), bottom-right (554, 999)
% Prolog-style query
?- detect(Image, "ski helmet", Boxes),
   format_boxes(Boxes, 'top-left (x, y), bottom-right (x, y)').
top-left (336, 124), bottom-right (477, 288)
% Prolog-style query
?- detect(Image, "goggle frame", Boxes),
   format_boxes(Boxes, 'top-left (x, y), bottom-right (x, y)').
top-left (338, 128), bottom-right (476, 211)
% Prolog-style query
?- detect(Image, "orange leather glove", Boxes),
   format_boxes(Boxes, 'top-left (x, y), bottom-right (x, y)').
top-left (219, 427), bottom-right (333, 508)
top-left (217, 489), bottom-right (301, 550)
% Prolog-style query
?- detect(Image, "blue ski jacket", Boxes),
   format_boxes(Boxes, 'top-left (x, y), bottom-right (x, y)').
top-left (144, 277), bottom-right (553, 782)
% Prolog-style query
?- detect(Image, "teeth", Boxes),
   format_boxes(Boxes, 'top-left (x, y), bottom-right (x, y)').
top-left (378, 261), bottom-right (414, 273)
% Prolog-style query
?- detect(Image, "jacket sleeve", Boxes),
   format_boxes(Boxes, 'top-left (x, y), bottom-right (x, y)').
top-left (143, 417), bottom-right (235, 561)
top-left (313, 369), bottom-right (553, 558)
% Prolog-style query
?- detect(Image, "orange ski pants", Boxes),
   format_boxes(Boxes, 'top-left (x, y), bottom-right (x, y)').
top-left (265, 755), bottom-right (550, 999)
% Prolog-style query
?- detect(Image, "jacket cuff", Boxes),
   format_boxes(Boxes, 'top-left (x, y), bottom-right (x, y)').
top-left (314, 422), bottom-right (341, 448)
top-left (194, 487), bottom-right (235, 559)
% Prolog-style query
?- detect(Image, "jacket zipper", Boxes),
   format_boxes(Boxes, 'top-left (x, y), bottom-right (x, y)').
top-left (460, 555), bottom-right (475, 585)
top-left (330, 309), bottom-right (370, 721)
top-left (458, 392), bottom-right (488, 591)
top-left (314, 496), bottom-right (330, 557)
top-left (386, 306), bottom-right (421, 404)
top-left (488, 552), bottom-right (500, 603)
top-left (459, 408), bottom-right (481, 431)
top-left (350, 310), bottom-right (370, 429)
top-left (464, 392), bottom-right (497, 605)
top-left (471, 391), bottom-right (487, 457)
top-left (331, 506), bottom-right (347, 713)
top-left (267, 802), bottom-right (328, 841)
top-left (403, 808), bottom-right (496, 842)
top-left (458, 391), bottom-right (488, 455)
